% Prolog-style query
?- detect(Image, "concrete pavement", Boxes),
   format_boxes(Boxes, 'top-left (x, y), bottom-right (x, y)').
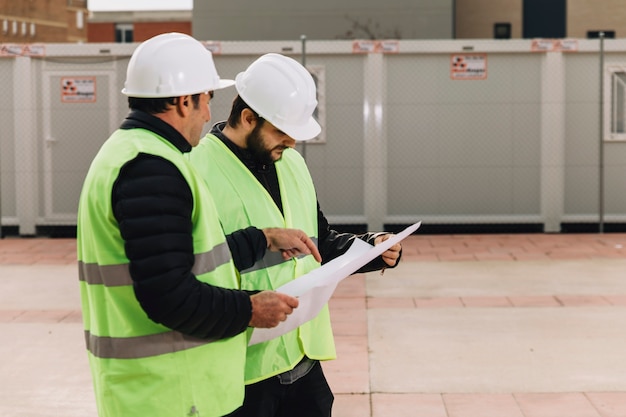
top-left (2, 234), bottom-right (626, 416)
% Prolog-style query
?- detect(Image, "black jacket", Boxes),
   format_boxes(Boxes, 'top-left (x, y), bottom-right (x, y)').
top-left (112, 110), bottom-right (265, 341)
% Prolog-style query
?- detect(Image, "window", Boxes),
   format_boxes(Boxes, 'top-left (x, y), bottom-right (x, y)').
top-left (305, 65), bottom-right (326, 144)
top-left (605, 66), bottom-right (626, 141)
top-left (76, 11), bottom-right (84, 29)
top-left (115, 24), bottom-right (133, 43)
top-left (494, 23), bottom-right (511, 39)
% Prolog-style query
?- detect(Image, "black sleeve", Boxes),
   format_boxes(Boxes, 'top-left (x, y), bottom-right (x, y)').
top-left (317, 202), bottom-right (402, 273)
top-left (112, 153), bottom-right (252, 340)
top-left (226, 227), bottom-right (267, 272)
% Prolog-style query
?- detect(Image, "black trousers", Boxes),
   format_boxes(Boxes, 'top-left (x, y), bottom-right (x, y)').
top-left (225, 361), bottom-right (334, 417)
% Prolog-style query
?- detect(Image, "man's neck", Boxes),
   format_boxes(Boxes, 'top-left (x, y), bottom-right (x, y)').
top-left (221, 124), bottom-right (247, 149)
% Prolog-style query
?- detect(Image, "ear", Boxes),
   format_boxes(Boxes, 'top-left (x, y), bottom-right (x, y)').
top-left (241, 108), bottom-right (257, 130)
top-left (176, 95), bottom-right (192, 117)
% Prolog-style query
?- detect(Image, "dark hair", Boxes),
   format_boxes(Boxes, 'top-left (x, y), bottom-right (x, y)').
top-left (227, 95), bottom-right (265, 128)
top-left (128, 93), bottom-right (202, 114)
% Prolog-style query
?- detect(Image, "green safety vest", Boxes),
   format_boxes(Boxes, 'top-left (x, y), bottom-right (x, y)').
top-left (77, 128), bottom-right (245, 417)
top-left (190, 134), bottom-right (336, 384)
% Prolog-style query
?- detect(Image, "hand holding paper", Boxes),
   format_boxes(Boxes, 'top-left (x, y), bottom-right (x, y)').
top-left (249, 222), bottom-right (420, 345)
top-left (374, 233), bottom-right (403, 269)
top-left (248, 291), bottom-right (299, 328)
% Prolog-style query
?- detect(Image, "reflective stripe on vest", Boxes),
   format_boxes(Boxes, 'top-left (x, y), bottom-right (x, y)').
top-left (240, 238), bottom-right (319, 274)
top-left (78, 241), bottom-right (231, 286)
top-left (84, 329), bottom-right (216, 359)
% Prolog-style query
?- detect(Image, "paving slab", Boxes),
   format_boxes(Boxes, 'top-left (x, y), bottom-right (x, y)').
top-left (368, 306), bottom-right (626, 393)
top-left (367, 259), bottom-right (626, 297)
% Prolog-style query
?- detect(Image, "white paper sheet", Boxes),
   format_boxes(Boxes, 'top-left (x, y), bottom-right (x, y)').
top-left (248, 222), bottom-right (421, 345)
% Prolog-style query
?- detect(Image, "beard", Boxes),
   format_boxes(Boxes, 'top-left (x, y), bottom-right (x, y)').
top-left (245, 122), bottom-right (285, 165)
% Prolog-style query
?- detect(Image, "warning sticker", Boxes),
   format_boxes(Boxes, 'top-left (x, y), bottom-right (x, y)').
top-left (22, 44), bottom-right (45, 57)
top-left (530, 38), bottom-right (579, 53)
top-left (450, 54), bottom-right (487, 80)
top-left (0, 44), bottom-right (24, 57)
top-left (352, 40), bottom-right (377, 54)
top-left (61, 77), bottom-right (96, 103)
top-left (351, 40), bottom-right (400, 54)
top-left (0, 43), bottom-right (46, 57)
top-left (530, 39), bottom-right (557, 52)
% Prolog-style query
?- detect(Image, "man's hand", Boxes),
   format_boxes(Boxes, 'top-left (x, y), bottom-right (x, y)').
top-left (262, 228), bottom-right (322, 262)
top-left (374, 234), bottom-right (402, 267)
top-left (249, 291), bottom-right (299, 328)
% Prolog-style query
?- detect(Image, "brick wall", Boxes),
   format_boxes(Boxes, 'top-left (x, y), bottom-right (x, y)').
top-left (0, 0), bottom-right (87, 43)
top-left (86, 22), bottom-right (115, 43)
top-left (133, 22), bottom-right (192, 42)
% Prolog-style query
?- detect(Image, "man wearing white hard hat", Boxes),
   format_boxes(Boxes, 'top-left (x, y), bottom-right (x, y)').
top-left (190, 53), bottom-right (402, 417)
top-left (77, 34), bottom-right (321, 417)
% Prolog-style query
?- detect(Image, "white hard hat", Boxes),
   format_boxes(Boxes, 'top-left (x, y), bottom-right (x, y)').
top-left (122, 32), bottom-right (235, 98)
top-left (235, 53), bottom-right (321, 141)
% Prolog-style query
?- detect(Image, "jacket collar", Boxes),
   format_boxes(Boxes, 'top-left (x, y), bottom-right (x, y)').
top-left (210, 121), bottom-right (272, 173)
top-left (120, 110), bottom-right (192, 154)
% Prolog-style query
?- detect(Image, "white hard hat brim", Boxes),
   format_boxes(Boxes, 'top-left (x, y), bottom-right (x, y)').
top-left (279, 117), bottom-right (321, 142)
top-left (216, 79), bottom-right (236, 90)
top-left (122, 78), bottom-right (235, 97)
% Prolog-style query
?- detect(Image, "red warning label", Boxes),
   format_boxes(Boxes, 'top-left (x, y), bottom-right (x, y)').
top-left (61, 77), bottom-right (96, 103)
top-left (450, 53), bottom-right (487, 80)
